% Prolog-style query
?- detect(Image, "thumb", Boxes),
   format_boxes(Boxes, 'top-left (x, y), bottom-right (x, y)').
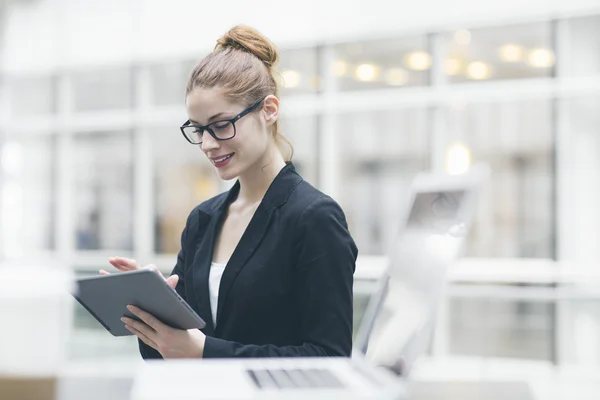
top-left (166, 274), bottom-right (179, 290)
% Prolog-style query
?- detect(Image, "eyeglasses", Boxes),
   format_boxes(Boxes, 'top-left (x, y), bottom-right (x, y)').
top-left (180, 98), bottom-right (264, 145)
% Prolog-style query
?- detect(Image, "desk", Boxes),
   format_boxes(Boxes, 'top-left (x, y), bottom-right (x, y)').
top-left (411, 356), bottom-right (600, 400)
top-left (44, 359), bottom-right (537, 400)
top-left (57, 375), bottom-right (533, 400)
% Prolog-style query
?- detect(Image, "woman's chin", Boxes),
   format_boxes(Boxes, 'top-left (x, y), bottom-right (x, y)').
top-left (216, 166), bottom-right (238, 181)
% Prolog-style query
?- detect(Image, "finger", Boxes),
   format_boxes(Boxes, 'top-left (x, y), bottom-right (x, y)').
top-left (109, 257), bottom-right (138, 272)
top-left (142, 265), bottom-right (166, 280)
top-left (166, 274), bottom-right (179, 290)
top-left (125, 325), bottom-right (158, 351)
top-left (127, 305), bottom-right (165, 333)
top-left (108, 258), bottom-right (128, 271)
top-left (109, 257), bottom-right (136, 270)
top-left (122, 317), bottom-right (156, 340)
top-left (99, 269), bottom-right (111, 275)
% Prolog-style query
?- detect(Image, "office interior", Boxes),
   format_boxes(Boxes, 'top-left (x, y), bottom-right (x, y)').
top-left (1, 0), bottom-right (600, 399)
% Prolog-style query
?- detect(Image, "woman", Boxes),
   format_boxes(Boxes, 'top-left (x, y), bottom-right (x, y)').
top-left (104, 25), bottom-right (358, 358)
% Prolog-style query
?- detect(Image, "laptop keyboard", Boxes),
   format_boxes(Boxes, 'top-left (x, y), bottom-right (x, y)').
top-left (247, 368), bottom-right (345, 390)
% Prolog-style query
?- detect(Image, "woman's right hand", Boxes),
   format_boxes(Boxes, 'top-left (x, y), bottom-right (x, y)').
top-left (103, 256), bottom-right (140, 274)
top-left (100, 257), bottom-right (179, 290)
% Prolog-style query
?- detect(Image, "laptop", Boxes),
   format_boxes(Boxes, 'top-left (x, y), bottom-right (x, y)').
top-left (359, 164), bottom-right (489, 375)
top-left (130, 165), bottom-right (490, 400)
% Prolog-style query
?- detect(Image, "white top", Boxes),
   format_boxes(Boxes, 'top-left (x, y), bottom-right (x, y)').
top-left (209, 261), bottom-right (227, 327)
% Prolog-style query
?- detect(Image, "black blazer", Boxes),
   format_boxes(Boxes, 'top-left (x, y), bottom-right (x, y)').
top-left (139, 162), bottom-right (358, 358)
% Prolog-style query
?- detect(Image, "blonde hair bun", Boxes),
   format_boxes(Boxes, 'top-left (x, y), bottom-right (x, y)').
top-left (215, 25), bottom-right (279, 68)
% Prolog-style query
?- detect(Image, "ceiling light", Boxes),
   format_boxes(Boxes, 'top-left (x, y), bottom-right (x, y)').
top-left (332, 60), bottom-right (350, 77)
top-left (466, 61), bottom-right (492, 80)
top-left (354, 64), bottom-right (380, 82)
top-left (281, 70), bottom-right (301, 88)
top-left (311, 76), bottom-right (320, 90)
top-left (454, 29), bottom-right (472, 45)
top-left (404, 51), bottom-right (431, 71)
top-left (527, 48), bottom-right (555, 68)
top-left (443, 58), bottom-right (462, 75)
top-left (446, 143), bottom-right (471, 175)
top-left (384, 68), bottom-right (408, 86)
top-left (498, 44), bottom-right (525, 62)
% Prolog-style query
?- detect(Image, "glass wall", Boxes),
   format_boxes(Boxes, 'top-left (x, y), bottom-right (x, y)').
top-left (278, 115), bottom-right (319, 185)
top-left (4, 75), bottom-right (56, 117)
top-left (71, 68), bottom-right (133, 112)
top-left (565, 16), bottom-right (600, 77)
top-left (278, 48), bottom-right (320, 95)
top-left (441, 23), bottom-right (554, 83)
top-left (563, 96), bottom-right (600, 262)
top-left (449, 297), bottom-right (553, 361)
top-left (151, 126), bottom-right (220, 254)
top-left (0, 135), bottom-right (56, 258)
top-left (148, 59), bottom-right (199, 107)
top-left (441, 100), bottom-right (554, 258)
top-left (338, 108), bottom-right (430, 254)
top-left (332, 36), bottom-right (430, 91)
top-left (74, 132), bottom-right (134, 251)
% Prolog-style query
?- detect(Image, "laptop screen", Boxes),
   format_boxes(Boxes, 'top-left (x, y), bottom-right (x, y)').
top-left (363, 185), bottom-right (477, 375)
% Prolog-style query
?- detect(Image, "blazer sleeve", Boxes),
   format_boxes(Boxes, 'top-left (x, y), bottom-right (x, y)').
top-left (138, 212), bottom-right (193, 360)
top-left (202, 196), bottom-right (357, 358)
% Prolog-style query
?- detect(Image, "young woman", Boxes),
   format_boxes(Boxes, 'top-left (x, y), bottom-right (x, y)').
top-left (105, 25), bottom-right (358, 358)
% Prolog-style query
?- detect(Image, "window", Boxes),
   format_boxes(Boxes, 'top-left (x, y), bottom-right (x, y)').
top-left (278, 115), bottom-right (319, 186)
top-left (442, 23), bottom-right (553, 83)
top-left (449, 297), bottom-right (553, 361)
top-left (148, 59), bottom-right (199, 107)
top-left (74, 132), bottom-right (133, 251)
top-left (441, 100), bottom-right (554, 258)
top-left (71, 68), bottom-right (133, 111)
top-left (565, 15), bottom-right (600, 77)
top-left (151, 127), bottom-right (220, 254)
top-left (278, 48), bottom-right (320, 95)
top-left (5, 75), bottom-right (56, 117)
top-left (562, 96), bottom-right (600, 261)
top-left (559, 299), bottom-right (600, 365)
top-left (338, 108), bottom-right (431, 254)
top-left (332, 36), bottom-right (430, 91)
top-left (0, 135), bottom-right (56, 257)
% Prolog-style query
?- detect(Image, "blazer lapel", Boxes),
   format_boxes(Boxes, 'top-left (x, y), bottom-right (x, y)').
top-left (215, 202), bottom-right (273, 327)
top-left (215, 162), bottom-right (303, 329)
top-left (191, 185), bottom-right (239, 337)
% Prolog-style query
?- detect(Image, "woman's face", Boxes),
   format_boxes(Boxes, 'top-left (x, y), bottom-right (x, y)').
top-left (185, 87), bottom-right (277, 181)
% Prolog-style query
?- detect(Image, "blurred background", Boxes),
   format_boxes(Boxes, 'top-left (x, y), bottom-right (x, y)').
top-left (0, 0), bottom-right (600, 395)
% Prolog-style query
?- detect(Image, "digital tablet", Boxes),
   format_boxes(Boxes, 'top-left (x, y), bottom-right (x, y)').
top-left (73, 269), bottom-right (206, 337)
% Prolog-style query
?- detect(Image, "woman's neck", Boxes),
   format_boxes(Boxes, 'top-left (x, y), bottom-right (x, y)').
top-left (236, 149), bottom-right (286, 205)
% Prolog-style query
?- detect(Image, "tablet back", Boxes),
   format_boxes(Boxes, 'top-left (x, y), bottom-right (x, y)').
top-left (74, 269), bottom-right (205, 337)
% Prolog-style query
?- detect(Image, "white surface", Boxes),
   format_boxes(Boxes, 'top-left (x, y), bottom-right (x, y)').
top-left (131, 357), bottom-right (404, 400)
top-left (411, 356), bottom-right (600, 400)
top-left (0, 267), bottom-right (74, 376)
top-left (209, 261), bottom-right (226, 327)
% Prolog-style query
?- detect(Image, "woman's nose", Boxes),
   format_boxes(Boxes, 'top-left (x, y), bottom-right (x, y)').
top-left (201, 132), bottom-right (219, 152)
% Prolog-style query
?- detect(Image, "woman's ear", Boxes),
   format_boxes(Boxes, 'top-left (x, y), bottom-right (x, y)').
top-left (262, 95), bottom-right (279, 127)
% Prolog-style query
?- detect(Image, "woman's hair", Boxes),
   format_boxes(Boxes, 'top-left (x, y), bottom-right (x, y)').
top-left (186, 25), bottom-right (293, 161)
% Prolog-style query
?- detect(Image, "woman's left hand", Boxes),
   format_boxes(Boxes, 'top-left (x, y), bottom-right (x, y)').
top-left (122, 305), bottom-right (206, 359)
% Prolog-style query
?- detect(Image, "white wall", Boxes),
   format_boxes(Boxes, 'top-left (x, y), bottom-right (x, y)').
top-left (2, 0), bottom-right (600, 72)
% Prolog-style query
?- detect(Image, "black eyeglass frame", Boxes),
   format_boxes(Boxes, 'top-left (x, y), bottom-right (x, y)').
top-left (179, 98), bottom-right (264, 145)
